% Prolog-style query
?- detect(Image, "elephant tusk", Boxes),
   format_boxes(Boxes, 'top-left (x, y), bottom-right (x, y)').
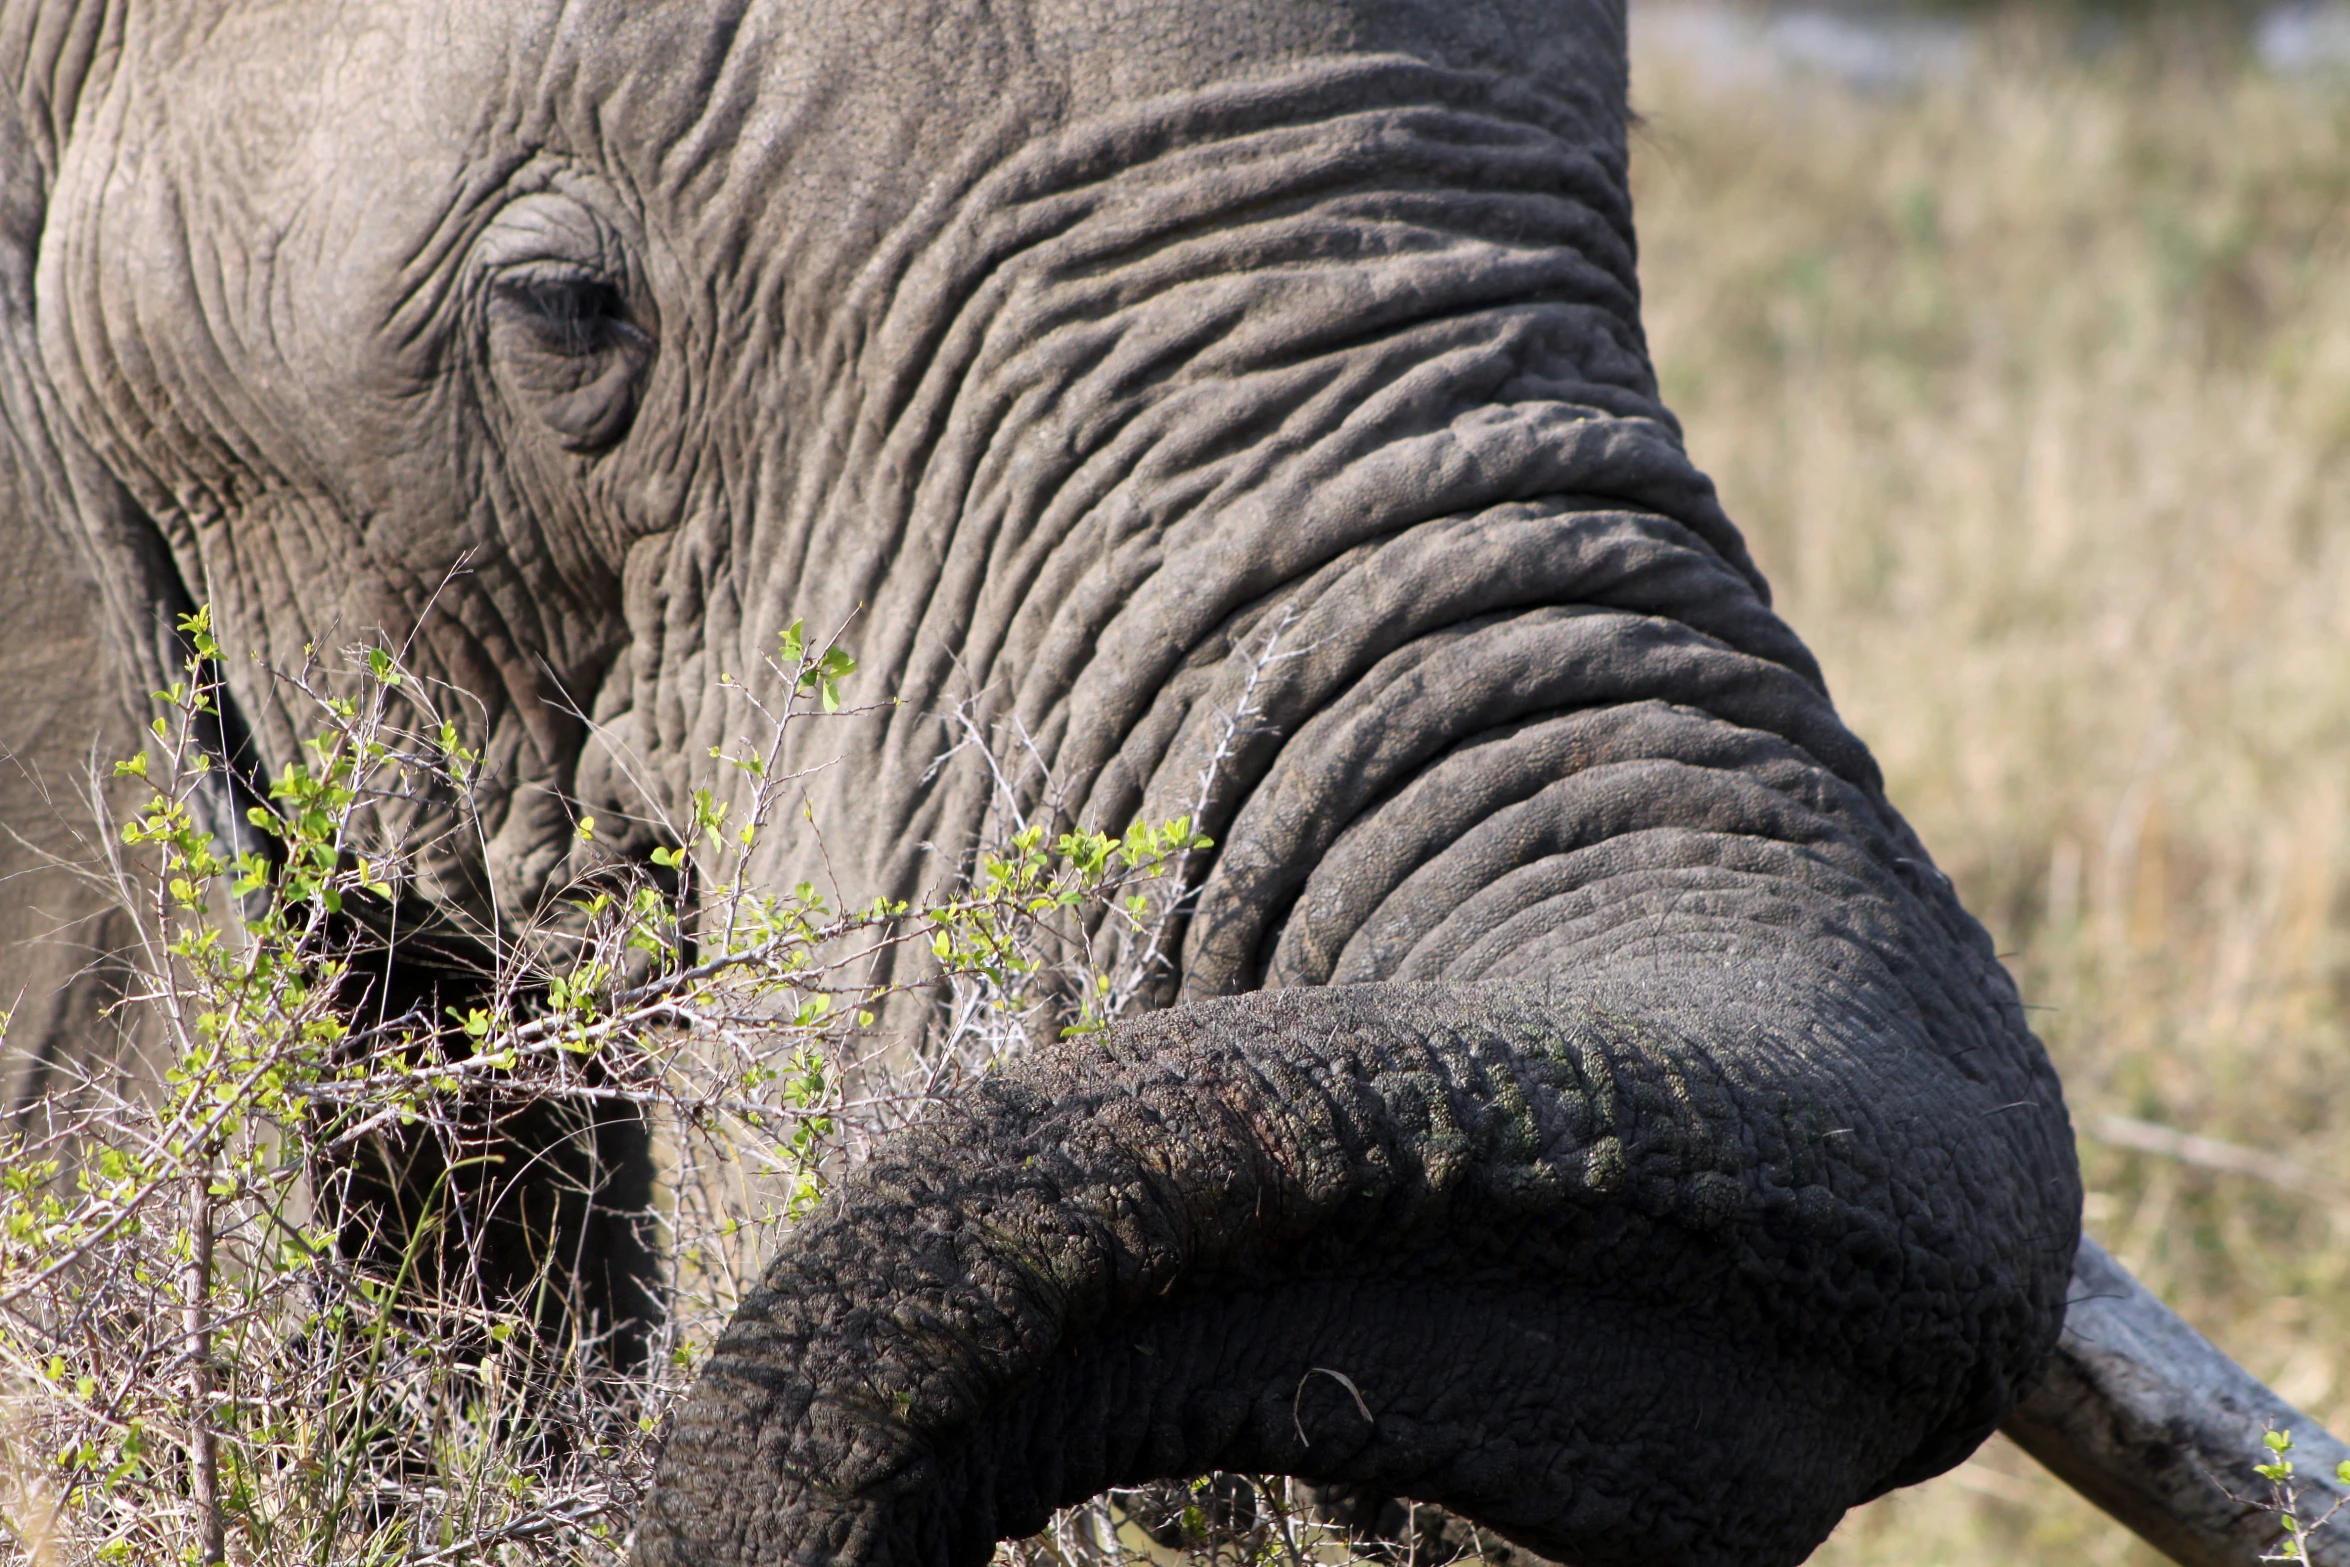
top-left (2002, 1236), bottom-right (2350, 1567)
top-left (1291, 1366), bottom-right (1375, 1446)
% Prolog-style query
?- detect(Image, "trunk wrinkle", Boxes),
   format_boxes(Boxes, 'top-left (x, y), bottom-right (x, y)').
top-left (640, 980), bottom-right (2075, 1567)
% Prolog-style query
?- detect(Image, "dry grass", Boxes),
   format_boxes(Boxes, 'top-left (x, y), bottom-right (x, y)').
top-left (1632, 14), bottom-right (2350, 1561)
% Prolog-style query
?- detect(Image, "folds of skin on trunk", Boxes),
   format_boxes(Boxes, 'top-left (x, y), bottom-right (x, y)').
top-left (621, 26), bottom-right (2298, 1567)
top-left (642, 981), bottom-right (2070, 1567)
top-left (639, 50), bottom-right (2078, 1567)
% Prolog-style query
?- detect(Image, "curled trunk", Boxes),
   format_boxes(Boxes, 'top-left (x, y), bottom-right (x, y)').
top-left (639, 979), bottom-right (2075, 1567)
top-left (637, 28), bottom-right (2094, 1567)
top-left (412, 10), bottom-right (2322, 1567)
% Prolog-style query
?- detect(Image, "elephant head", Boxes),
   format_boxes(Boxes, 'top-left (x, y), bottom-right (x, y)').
top-left (0, 1), bottom-right (2337, 1564)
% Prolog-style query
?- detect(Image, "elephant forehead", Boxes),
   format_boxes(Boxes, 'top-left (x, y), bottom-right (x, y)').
top-left (84, 2), bottom-right (516, 338)
top-left (45, 7), bottom-right (505, 554)
top-left (679, 0), bottom-right (1630, 149)
top-left (615, 0), bottom-right (1631, 255)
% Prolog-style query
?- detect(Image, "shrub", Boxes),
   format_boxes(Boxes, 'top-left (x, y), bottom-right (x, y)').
top-left (0, 605), bottom-right (1245, 1565)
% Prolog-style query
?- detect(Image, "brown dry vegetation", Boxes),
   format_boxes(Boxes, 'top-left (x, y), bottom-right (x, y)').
top-left (1632, 16), bottom-right (2350, 1562)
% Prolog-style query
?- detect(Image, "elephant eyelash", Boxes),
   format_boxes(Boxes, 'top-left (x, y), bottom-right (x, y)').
top-left (490, 269), bottom-right (649, 358)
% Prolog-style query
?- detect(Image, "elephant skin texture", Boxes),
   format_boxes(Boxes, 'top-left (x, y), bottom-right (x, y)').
top-left (0, 1), bottom-right (2322, 1564)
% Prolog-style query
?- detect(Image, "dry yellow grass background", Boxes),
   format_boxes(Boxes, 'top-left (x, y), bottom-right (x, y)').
top-left (1631, 16), bottom-right (2350, 1561)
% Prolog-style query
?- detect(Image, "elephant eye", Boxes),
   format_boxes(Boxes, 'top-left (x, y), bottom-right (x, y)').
top-left (493, 271), bottom-right (646, 358)
top-left (486, 266), bottom-right (653, 452)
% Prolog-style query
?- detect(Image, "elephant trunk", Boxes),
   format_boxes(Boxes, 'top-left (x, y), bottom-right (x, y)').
top-left (637, 36), bottom-right (2302, 1567)
top-left (638, 41), bottom-right (2093, 1567)
top-left (637, 981), bottom-right (2072, 1567)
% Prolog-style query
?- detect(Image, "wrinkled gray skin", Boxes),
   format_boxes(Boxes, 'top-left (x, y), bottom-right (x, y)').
top-left (1, 2), bottom-right (2337, 1565)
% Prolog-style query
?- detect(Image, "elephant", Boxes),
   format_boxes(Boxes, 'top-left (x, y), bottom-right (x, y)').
top-left (1, 0), bottom-right (2342, 1563)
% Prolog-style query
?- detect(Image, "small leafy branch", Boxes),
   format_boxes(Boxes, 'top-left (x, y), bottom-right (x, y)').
top-left (2254, 1427), bottom-right (2350, 1562)
top-left (0, 596), bottom-right (1400, 1567)
top-left (0, 606), bottom-right (1225, 1566)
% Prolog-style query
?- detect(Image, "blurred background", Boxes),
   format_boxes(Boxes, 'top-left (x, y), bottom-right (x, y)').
top-left (1627, 4), bottom-right (2350, 1559)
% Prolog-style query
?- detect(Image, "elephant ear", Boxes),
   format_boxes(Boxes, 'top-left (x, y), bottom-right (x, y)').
top-left (0, 16), bottom-right (193, 1115)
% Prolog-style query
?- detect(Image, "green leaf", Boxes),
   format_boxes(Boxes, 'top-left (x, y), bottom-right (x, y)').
top-left (691, 787), bottom-right (730, 843)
